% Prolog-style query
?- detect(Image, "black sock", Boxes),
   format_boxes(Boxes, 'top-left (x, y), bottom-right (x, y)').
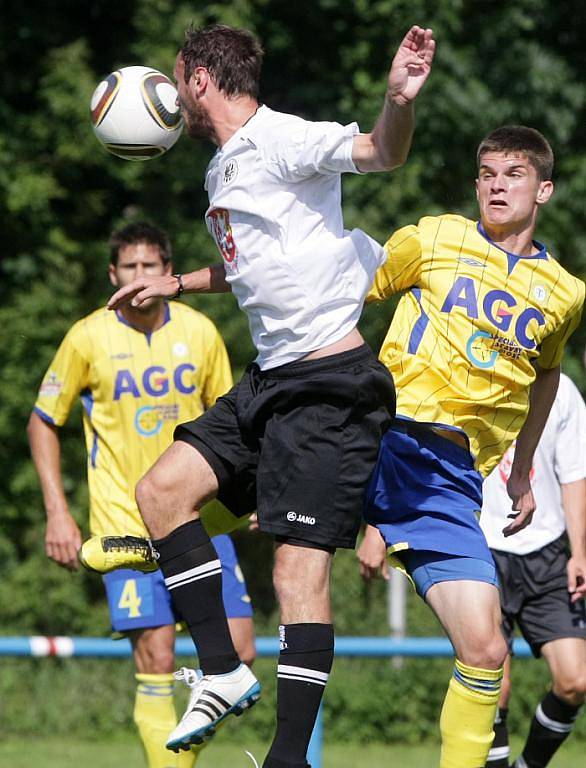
top-left (153, 519), bottom-right (239, 675)
top-left (263, 623), bottom-right (334, 768)
top-left (486, 707), bottom-right (509, 768)
top-left (520, 690), bottom-right (581, 767)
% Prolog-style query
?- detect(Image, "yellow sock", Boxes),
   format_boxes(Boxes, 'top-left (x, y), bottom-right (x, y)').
top-left (134, 673), bottom-right (205, 768)
top-left (439, 659), bottom-right (503, 768)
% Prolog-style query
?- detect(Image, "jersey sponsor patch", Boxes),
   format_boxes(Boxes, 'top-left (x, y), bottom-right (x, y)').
top-left (135, 404), bottom-right (180, 436)
top-left (39, 372), bottom-right (63, 397)
top-left (114, 364), bottom-right (196, 399)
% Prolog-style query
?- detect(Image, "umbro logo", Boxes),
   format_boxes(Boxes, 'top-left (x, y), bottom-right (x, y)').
top-left (459, 257), bottom-right (484, 267)
top-left (286, 511), bottom-right (316, 525)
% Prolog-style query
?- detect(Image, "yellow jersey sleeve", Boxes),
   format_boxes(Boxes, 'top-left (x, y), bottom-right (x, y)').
top-left (367, 224), bottom-right (423, 303)
top-left (538, 299), bottom-right (584, 369)
top-left (198, 323), bottom-right (233, 408)
top-left (34, 321), bottom-right (91, 426)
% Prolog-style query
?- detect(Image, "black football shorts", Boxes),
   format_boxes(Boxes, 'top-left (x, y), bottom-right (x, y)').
top-left (175, 344), bottom-right (395, 550)
top-left (492, 534), bottom-right (586, 658)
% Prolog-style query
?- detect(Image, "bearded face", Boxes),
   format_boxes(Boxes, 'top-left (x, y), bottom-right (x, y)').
top-left (181, 96), bottom-right (215, 141)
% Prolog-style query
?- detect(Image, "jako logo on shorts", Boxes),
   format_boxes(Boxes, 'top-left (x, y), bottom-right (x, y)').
top-left (286, 511), bottom-right (316, 525)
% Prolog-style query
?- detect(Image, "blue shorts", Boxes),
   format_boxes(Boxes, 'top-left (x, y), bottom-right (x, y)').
top-left (396, 549), bottom-right (499, 600)
top-left (365, 418), bottom-right (493, 565)
top-left (103, 534), bottom-right (253, 632)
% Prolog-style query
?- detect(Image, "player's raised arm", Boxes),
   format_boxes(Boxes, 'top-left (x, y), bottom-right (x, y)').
top-left (352, 25), bottom-right (435, 172)
top-left (108, 263), bottom-right (231, 309)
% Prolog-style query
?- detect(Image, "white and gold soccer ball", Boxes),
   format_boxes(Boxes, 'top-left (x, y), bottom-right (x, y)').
top-left (90, 65), bottom-right (183, 161)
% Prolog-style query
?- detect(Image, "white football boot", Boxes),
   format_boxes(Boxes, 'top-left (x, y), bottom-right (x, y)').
top-left (167, 664), bottom-right (262, 752)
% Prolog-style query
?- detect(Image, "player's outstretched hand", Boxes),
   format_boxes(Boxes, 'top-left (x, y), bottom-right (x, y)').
top-left (388, 26), bottom-right (436, 106)
top-left (567, 555), bottom-right (586, 603)
top-left (503, 472), bottom-right (536, 536)
top-left (46, 511), bottom-right (82, 571)
top-left (357, 525), bottom-right (389, 581)
top-left (108, 274), bottom-right (180, 310)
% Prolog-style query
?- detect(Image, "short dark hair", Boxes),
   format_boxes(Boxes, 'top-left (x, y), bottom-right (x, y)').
top-left (180, 23), bottom-right (264, 99)
top-left (477, 126), bottom-right (554, 181)
top-left (109, 222), bottom-right (172, 266)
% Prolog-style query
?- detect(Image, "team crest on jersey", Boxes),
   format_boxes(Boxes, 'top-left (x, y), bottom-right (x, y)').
top-left (222, 159), bottom-right (239, 185)
top-left (466, 331), bottom-right (498, 369)
top-left (207, 207), bottom-right (238, 270)
top-left (533, 284), bottom-right (548, 304)
top-left (39, 372), bottom-right (63, 397)
top-left (173, 342), bottom-right (188, 358)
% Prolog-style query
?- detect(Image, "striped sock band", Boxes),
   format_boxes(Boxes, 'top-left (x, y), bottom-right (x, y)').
top-left (277, 663), bottom-right (329, 687)
top-left (164, 558), bottom-right (222, 592)
top-left (453, 658), bottom-right (503, 696)
top-left (136, 673), bottom-right (175, 698)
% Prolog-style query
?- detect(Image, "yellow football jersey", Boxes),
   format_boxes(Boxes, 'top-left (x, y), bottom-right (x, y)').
top-left (34, 302), bottom-right (232, 536)
top-left (368, 214), bottom-right (584, 477)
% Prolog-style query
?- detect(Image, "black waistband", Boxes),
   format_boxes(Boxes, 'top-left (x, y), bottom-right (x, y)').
top-left (252, 344), bottom-right (374, 379)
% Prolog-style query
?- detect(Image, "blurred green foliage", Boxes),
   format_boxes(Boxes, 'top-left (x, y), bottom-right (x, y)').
top-left (1, 0), bottom-right (586, 742)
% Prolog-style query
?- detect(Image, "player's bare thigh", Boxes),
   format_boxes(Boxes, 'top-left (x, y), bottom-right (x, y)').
top-left (426, 580), bottom-right (507, 669)
top-left (136, 440), bottom-right (219, 539)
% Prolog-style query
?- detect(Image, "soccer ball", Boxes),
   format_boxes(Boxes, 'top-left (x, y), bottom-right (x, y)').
top-left (90, 65), bottom-right (183, 161)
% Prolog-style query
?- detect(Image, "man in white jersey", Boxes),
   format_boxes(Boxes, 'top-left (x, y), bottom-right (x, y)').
top-left (108, 22), bottom-right (435, 767)
top-left (481, 373), bottom-right (586, 768)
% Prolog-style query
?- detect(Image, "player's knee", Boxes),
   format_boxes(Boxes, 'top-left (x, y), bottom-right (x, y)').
top-left (460, 631), bottom-right (508, 671)
top-left (135, 468), bottom-right (170, 527)
top-left (554, 671), bottom-right (586, 706)
top-left (134, 644), bottom-right (175, 675)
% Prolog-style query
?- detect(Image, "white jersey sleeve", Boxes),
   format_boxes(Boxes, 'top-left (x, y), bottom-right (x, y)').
top-left (280, 120), bottom-right (361, 178)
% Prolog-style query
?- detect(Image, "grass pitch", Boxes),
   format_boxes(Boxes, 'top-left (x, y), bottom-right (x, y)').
top-left (0, 737), bottom-right (584, 767)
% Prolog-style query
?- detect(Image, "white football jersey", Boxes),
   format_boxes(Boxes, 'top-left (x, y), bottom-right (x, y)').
top-left (204, 105), bottom-right (385, 370)
top-left (481, 373), bottom-right (586, 554)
